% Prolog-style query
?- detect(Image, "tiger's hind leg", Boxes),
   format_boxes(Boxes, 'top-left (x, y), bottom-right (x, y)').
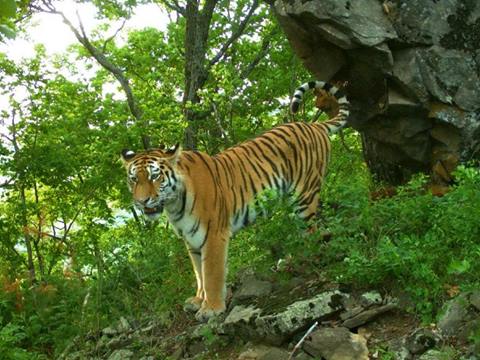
top-left (295, 188), bottom-right (321, 224)
top-left (184, 247), bottom-right (204, 313)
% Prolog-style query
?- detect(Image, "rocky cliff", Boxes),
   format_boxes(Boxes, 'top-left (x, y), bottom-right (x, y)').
top-left (272, 0), bottom-right (480, 183)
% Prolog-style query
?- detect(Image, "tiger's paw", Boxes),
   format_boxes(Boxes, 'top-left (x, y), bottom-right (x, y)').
top-left (183, 296), bottom-right (203, 313)
top-left (195, 303), bottom-right (226, 322)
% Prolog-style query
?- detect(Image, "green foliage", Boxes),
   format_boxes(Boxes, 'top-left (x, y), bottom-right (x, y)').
top-left (321, 144), bottom-right (480, 322)
top-left (0, 323), bottom-right (36, 360)
top-left (0, 0), bottom-right (17, 41)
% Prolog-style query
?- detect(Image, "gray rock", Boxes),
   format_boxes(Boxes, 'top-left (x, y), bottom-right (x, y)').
top-left (420, 46), bottom-right (480, 111)
top-left (186, 339), bottom-right (206, 358)
top-left (225, 305), bottom-right (262, 325)
top-left (404, 328), bottom-right (441, 355)
top-left (106, 335), bottom-right (132, 350)
top-left (469, 291), bottom-right (480, 311)
top-left (387, 88), bottom-right (423, 116)
top-left (417, 349), bottom-right (449, 360)
top-left (393, 347), bottom-right (412, 360)
top-left (342, 303), bottom-right (397, 329)
top-left (438, 294), bottom-right (470, 337)
top-left (292, 352), bottom-right (313, 360)
top-left (107, 349), bottom-right (134, 360)
top-left (255, 290), bottom-right (347, 345)
top-left (118, 317), bottom-right (131, 333)
top-left (437, 291), bottom-right (480, 343)
top-left (102, 326), bottom-right (118, 337)
top-left (237, 344), bottom-right (290, 360)
top-left (340, 306), bottom-right (364, 321)
top-left (275, 0), bottom-right (397, 49)
top-left (303, 327), bottom-right (369, 360)
top-left (359, 291), bottom-right (383, 307)
top-left (222, 305), bottom-right (262, 339)
top-left (390, 45), bottom-right (480, 112)
top-left (272, 0), bottom-right (480, 183)
top-left (390, 0), bottom-right (458, 45)
top-left (232, 275), bottom-right (273, 304)
top-left (384, 337), bottom-right (412, 360)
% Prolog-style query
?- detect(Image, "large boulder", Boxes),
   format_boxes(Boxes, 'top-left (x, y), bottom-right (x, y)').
top-left (271, 0), bottom-right (480, 183)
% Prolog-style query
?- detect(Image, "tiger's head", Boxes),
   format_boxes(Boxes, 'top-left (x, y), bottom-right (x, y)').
top-left (121, 144), bottom-right (182, 219)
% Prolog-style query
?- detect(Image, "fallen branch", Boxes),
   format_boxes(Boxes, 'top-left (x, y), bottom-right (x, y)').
top-left (288, 321), bottom-right (318, 360)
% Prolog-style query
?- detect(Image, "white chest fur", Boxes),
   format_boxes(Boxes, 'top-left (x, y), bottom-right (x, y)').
top-left (166, 196), bottom-right (206, 249)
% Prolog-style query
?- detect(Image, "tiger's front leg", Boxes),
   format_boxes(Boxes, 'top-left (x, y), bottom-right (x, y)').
top-left (184, 247), bottom-right (204, 313)
top-left (195, 234), bottom-right (229, 322)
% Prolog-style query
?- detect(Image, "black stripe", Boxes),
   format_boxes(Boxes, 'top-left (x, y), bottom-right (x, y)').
top-left (244, 143), bottom-right (273, 188)
top-left (323, 83), bottom-right (332, 92)
top-left (233, 211), bottom-right (240, 225)
top-left (193, 152), bottom-right (215, 181)
top-left (190, 194), bottom-right (197, 215)
top-left (183, 153), bottom-right (195, 162)
top-left (222, 152), bottom-right (240, 210)
top-left (216, 156), bottom-right (233, 201)
top-left (303, 212), bottom-right (316, 221)
top-left (308, 81), bottom-right (316, 89)
top-left (241, 150), bottom-right (263, 186)
top-left (199, 220), bottom-right (211, 249)
top-left (334, 90), bottom-right (346, 99)
top-left (282, 124), bottom-right (307, 190)
top-left (260, 137), bottom-right (289, 179)
top-left (219, 197), bottom-right (229, 229)
top-left (267, 131), bottom-right (294, 184)
top-left (251, 141), bottom-right (280, 176)
top-left (174, 189), bottom-right (187, 221)
top-left (228, 151), bottom-right (250, 201)
top-left (189, 219), bottom-right (201, 236)
top-left (243, 206), bottom-right (250, 226)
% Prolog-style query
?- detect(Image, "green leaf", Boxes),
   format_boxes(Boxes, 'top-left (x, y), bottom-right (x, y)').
top-left (0, 0), bottom-right (16, 18)
top-left (447, 259), bottom-right (471, 275)
top-left (0, 24), bottom-right (15, 39)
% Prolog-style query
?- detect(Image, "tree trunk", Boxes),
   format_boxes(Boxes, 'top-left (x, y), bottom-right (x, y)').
top-left (20, 186), bottom-right (36, 283)
top-left (182, 0), bottom-right (216, 150)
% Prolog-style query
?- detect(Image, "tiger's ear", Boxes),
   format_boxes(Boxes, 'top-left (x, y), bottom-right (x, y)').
top-left (121, 149), bottom-right (136, 162)
top-left (165, 143), bottom-right (181, 164)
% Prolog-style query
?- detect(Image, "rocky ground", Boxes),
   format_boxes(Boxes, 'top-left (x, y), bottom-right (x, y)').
top-left (59, 267), bottom-right (480, 360)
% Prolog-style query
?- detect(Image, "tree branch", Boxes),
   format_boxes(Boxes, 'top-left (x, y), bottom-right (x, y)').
top-left (0, 179), bottom-right (14, 188)
top-left (208, 0), bottom-right (259, 68)
top-left (72, 11), bottom-right (142, 122)
top-left (102, 18), bottom-right (127, 53)
top-left (240, 29), bottom-right (277, 79)
top-left (32, 1), bottom-right (150, 149)
top-left (162, 0), bottom-right (186, 16)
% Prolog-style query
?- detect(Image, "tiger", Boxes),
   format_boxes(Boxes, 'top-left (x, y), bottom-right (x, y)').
top-left (121, 80), bottom-right (350, 321)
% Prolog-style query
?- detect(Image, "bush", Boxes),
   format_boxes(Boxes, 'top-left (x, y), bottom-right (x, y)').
top-left (323, 161), bottom-right (480, 322)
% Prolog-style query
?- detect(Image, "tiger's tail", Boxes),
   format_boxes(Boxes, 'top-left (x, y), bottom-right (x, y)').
top-left (290, 80), bottom-right (349, 134)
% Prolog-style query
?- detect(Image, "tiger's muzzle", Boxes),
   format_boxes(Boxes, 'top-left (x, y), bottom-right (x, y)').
top-left (141, 200), bottom-right (165, 218)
